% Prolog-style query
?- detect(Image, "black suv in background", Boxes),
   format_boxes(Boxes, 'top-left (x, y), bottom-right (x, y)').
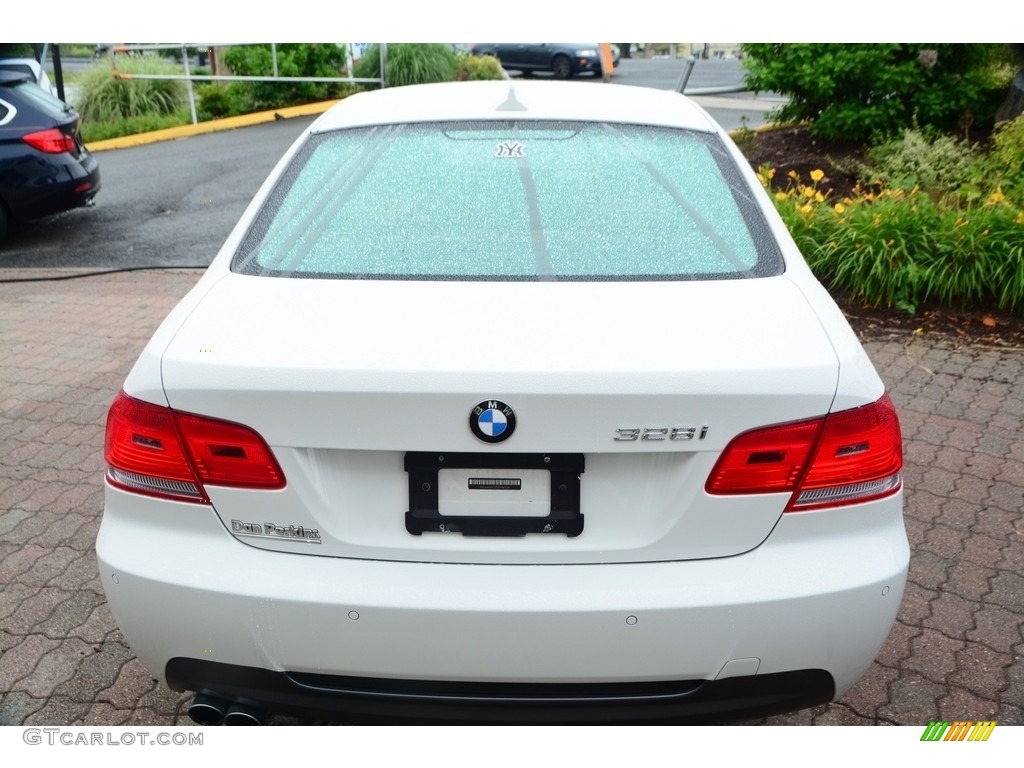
top-left (0, 70), bottom-right (100, 242)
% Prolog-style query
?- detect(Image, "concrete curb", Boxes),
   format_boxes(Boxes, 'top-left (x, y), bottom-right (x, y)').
top-left (85, 100), bottom-right (341, 152)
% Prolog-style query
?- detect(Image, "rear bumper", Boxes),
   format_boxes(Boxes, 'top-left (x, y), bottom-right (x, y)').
top-left (167, 659), bottom-right (834, 723)
top-left (5, 153), bottom-right (100, 221)
top-left (97, 485), bottom-right (908, 722)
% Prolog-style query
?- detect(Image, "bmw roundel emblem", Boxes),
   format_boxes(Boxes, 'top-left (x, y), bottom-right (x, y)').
top-left (470, 400), bottom-right (517, 444)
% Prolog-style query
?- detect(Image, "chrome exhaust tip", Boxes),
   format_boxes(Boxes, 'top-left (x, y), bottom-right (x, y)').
top-left (188, 692), bottom-right (229, 725)
top-left (223, 700), bottom-right (266, 726)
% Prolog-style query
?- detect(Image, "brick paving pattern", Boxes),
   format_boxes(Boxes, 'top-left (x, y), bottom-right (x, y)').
top-left (1, 269), bottom-right (1022, 726)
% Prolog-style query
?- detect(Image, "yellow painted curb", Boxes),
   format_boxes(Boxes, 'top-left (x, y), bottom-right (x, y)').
top-left (86, 100), bottom-right (341, 152)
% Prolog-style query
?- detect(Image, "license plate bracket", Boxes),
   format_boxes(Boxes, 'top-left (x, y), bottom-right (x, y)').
top-left (405, 452), bottom-right (584, 537)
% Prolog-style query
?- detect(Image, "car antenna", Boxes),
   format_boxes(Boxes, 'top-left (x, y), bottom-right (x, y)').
top-left (496, 86), bottom-right (527, 112)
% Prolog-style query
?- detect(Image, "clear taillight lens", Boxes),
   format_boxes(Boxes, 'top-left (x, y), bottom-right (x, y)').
top-left (706, 395), bottom-right (903, 512)
top-left (104, 392), bottom-right (285, 503)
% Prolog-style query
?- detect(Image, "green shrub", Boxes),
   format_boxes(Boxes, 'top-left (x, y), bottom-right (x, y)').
top-left (223, 44), bottom-right (351, 110)
top-left (353, 44), bottom-right (458, 87)
top-left (741, 44), bottom-right (1015, 141)
top-left (195, 84), bottom-right (233, 120)
top-left (860, 128), bottom-right (975, 197)
top-left (957, 114), bottom-right (1024, 208)
top-left (76, 56), bottom-right (187, 122)
top-left (455, 53), bottom-right (505, 81)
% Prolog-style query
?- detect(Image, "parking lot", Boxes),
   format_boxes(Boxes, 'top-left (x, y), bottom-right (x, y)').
top-left (1, 57), bottom-right (1022, 723)
top-left (1, 265), bottom-right (1021, 725)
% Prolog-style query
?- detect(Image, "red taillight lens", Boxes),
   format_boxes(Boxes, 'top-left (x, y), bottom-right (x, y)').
top-left (104, 392), bottom-right (285, 503)
top-left (706, 395), bottom-right (903, 512)
top-left (790, 395), bottom-right (903, 511)
top-left (22, 128), bottom-right (77, 154)
top-left (175, 412), bottom-right (286, 490)
top-left (704, 417), bottom-right (824, 495)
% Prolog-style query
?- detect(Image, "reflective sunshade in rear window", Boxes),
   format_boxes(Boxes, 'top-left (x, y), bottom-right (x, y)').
top-left (233, 121), bottom-right (782, 281)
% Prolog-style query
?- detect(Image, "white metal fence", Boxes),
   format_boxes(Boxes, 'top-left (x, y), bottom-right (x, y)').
top-left (108, 44), bottom-right (387, 124)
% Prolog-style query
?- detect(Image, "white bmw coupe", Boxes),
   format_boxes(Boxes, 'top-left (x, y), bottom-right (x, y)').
top-left (98, 80), bottom-right (907, 724)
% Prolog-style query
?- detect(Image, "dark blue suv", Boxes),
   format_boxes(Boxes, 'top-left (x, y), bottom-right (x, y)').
top-left (0, 70), bottom-right (101, 242)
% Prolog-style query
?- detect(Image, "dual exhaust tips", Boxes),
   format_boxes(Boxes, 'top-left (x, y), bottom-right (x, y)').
top-left (188, 693), bottom-right (266, 726)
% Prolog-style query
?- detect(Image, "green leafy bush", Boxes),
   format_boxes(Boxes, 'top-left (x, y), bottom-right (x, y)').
top-left (223, 44), bottom-right (352, 111)
top-left (195, 82), bottom-right (255, 120)
top-left (957, 114), bottom-right (1024, 207)
top-left (455, 53), bottom-right (505, 81)
top-left (860, 129), bottom-right (975, 198)
top-left (76, 56), bottom-right (187, 122)
top-left (741, 44), bottom-right (1015, 141)
top-left (353, 44), bottom-right (458, 87)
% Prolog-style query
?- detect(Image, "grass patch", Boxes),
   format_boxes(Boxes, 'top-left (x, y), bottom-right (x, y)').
top-left (81, 111), bottom-right (192, 143)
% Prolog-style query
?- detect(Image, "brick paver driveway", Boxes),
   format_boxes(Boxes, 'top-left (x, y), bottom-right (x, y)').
top-left (1, 269), bottom-right (1022, 725)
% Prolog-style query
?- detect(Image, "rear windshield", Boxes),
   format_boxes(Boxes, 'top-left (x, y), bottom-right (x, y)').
top-left (9, 80), bottom-right (70, 120)
top-left (233, 121), bottom-right (783, 281)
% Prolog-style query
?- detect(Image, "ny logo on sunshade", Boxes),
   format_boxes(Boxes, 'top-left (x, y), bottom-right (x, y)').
top-left (495, 141), bottom-right (526, 158)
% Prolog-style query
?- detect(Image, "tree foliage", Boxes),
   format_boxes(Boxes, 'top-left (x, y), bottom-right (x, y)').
top-left (741, 44), bottom-right (1015, 141)
top-left (223, 44), bottom-right (350, 110)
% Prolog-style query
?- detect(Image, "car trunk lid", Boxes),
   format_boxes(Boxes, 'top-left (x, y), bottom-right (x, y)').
top-left (158, 272), bottom-right (841, 564)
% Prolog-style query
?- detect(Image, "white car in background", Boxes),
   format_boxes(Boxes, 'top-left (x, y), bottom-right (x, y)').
top-left (98, 80), bottom-right (908, 725)
top-left (0, 58), bottom-right (53, 95)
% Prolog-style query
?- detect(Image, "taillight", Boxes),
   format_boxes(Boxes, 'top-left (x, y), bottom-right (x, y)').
top-left (706, 395), bottom-right (902, 512)
top-left (104, 391), bottom-right (285, 503)
top-left (22, 128), bottom-right (77, 154)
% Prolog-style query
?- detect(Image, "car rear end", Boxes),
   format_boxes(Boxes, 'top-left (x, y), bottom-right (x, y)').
top-left (0, 72), bottom-right (100, 225)
top-left (96, 82), bottom-right (907, 723)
